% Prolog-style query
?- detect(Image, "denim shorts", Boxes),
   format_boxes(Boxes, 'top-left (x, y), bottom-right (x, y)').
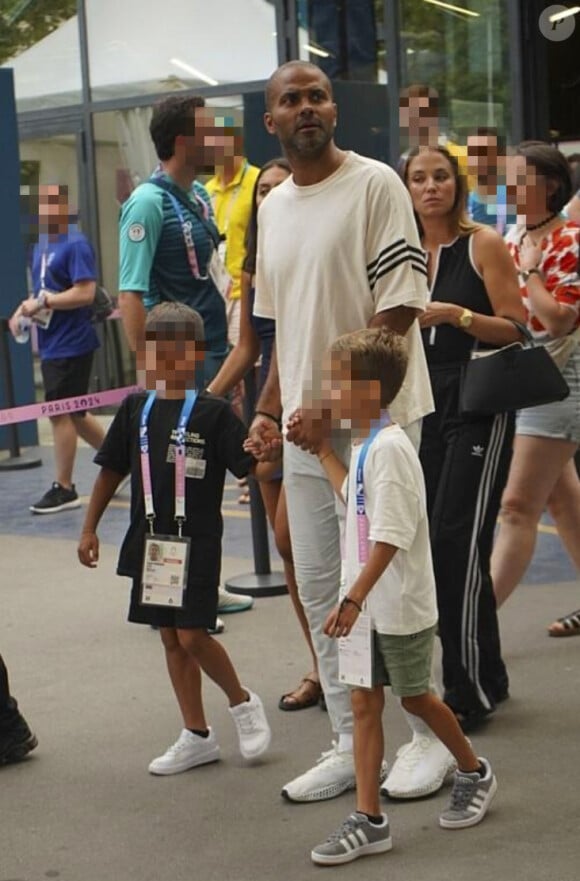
top-left (516, 347), bottom-right (580, 445)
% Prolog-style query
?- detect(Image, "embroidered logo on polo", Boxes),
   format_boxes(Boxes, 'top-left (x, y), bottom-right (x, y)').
top-left (128, 223), bottom-right (146, 242)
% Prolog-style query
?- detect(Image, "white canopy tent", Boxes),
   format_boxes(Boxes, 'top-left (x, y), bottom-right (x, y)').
top-left (4, 0), bottom-right (279, 111)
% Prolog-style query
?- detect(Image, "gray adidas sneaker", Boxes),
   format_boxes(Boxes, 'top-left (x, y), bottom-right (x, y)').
top-left (311, 812), bottom-right (393, 866)
top-left (439, 757), bottom-right (497, 829)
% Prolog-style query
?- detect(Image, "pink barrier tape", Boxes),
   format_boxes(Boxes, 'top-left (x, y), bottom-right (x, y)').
top-left (0, 385), bottom-right (141, 427)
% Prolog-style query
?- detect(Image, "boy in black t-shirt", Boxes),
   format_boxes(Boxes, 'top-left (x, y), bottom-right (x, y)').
top-left (78, 302), bottom-right (271, 775)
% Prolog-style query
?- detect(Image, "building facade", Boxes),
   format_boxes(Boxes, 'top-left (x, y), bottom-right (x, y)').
top-left (2, 0), bottom-right (579, 388)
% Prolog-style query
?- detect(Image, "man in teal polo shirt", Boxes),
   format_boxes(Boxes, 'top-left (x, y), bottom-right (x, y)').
top-left (118, 96), bottom-right (229, 386)
top-left (118, 96), bottom-right (253, 616)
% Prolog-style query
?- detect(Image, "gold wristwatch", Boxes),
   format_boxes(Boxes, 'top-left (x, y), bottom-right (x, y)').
top-left (458, 308), bottom-right (473, 329)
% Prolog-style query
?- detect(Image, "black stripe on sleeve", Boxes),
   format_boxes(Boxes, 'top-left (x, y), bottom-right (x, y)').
top-left (371, 255), bottom-right (428, 290)
top-left (367, 243), bottom-right (428, 290)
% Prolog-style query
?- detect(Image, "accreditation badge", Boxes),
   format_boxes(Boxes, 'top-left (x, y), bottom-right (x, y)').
top-left (209, 249), bottom-right (233, 300)
top-left (32, 308), bottom-right (53, 329)
top-left (338, 612), bottom-right (373, 689)
top-left (140, 534), bottom-right (190, 608)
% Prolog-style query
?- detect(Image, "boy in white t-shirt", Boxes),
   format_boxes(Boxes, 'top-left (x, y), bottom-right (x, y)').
top-left (307, 328), bottom-right (497, 867)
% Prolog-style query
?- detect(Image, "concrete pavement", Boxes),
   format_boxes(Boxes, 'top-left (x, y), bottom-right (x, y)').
top-left (0, 446), bottom-right (579, 881)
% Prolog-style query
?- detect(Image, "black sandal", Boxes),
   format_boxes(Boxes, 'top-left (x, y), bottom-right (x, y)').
top-left (548, 609), bottom-right (580, 637)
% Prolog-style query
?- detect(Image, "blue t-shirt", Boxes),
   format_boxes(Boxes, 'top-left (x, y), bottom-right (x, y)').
top-left (467, 185), bottom-right (517, 235)
top-left (118, 176), bottom-right (228, 356)
top-left (31, 231), bottom-right (99, 361)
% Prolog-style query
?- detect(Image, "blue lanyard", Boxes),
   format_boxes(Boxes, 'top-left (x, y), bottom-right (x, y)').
top-left (355, 413), bottom-right (392, 516)
top-left (139, 390), bottom-right (198, 534)
top-left (151, 171), bottom-right (211, 279)
top-left (165, 192), bottom-right (210, 280)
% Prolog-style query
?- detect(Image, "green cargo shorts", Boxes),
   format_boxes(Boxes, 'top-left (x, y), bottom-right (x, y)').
top-left (371, 625), bottom-right (436, 696)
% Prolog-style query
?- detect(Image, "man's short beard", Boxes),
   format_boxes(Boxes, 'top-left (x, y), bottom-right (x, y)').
top-left (287, 127), bottom-right (333, 159)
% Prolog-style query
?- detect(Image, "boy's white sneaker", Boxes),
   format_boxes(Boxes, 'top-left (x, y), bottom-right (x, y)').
top-left (148, 727), bottom-right (220, 775)
top-left (229, 689), bottom-right (271, 759)
top-left (282, 743), bottom-right (388, 803)
top-left (381, 733), bottom-right (456, 799)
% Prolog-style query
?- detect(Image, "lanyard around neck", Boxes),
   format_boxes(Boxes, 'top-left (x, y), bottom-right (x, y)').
top-left (355, 413), bottom-right (392, 564)
top-left (40, 252), bottom-right (47, 289)
top-left (152, 171), bottom-right (211, 279)
top-left (165, 191), bottom-right (210, 280)
top-left (139, 390), bottom-right (198, 535)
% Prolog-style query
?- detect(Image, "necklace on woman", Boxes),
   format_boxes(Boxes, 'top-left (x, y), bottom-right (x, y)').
top-left (526, 212), bottom-right (559, 231)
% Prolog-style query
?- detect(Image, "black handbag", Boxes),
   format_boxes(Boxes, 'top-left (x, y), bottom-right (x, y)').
top-left (459, 320), bottom-right (570, 415)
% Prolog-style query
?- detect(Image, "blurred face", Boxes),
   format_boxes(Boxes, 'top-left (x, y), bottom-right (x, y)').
top-left (256, 165), bottom-right (290, 207)
top-left (38, 185), bottom-right (69, 235)
top-left (176, 107), bottom-right (218, 173)
top-left (264, 67), bottom-right (337, 159)
top-left (406, 150), bottom-right (457, 220)
top-left (399, 95), bottom-right (439, 145)
top-left (467, 135), bottom-right (500, 185)
top-left (506, 153), bottom-right (551, 216)
top-left (321, 353), bottom-right (380, 430)
top-left (140, 336), bottom-right (204, 393)
top-left (204, 127), bottom-right (244, 169)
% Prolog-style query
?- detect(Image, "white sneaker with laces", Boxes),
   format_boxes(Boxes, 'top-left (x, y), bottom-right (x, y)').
top-left (148, 727), bottom-right (220, 775)
top-left (381, 733), bottom-right (456, 799)
top-left (282, 743), bottom-right (388, 803)
top-left (229, 689), bottom-right (271, 759)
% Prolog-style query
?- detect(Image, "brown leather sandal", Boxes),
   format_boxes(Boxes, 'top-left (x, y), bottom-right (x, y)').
top-left (548, 609), bottom-right (580, 637)
top-left (278, 676), bottom-right (322, 711)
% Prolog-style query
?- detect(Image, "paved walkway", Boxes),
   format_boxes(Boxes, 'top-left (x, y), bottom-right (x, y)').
top-left (1, 441), bottom-right (579, 881)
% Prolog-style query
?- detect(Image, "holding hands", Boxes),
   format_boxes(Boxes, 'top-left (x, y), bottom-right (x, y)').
top-left (245, 405), bottom-right (331, 461)
top-left (285, 407), bottom-right (328, 455)
top-left (245, 413), bottom-right (283, 462)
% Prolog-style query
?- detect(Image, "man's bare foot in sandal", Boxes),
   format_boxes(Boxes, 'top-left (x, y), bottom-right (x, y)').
top-left (548, 609), bottom-right (580, 637)
top-left (279, 676), bottom-right (322, 711)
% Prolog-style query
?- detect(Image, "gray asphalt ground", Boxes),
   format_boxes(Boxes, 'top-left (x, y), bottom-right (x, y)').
top-left (2, 536), bottom-right (579, 881)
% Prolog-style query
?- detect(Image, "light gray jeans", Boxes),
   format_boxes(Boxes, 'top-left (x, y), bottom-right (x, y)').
top-left (283, 419), bottom-right (431, 738)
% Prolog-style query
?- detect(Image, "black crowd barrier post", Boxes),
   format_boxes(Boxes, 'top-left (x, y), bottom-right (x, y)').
top-left (0, 318), bottom-right (42, 471)
top-left (225, 367), bottom-right (287, 598)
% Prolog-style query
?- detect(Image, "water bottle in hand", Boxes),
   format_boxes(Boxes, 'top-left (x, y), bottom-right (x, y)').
top-left (13, 316), bottom-right (31, 344)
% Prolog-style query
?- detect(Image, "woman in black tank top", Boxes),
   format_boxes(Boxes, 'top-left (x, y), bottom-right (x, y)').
top-left (402, 146), bottom-right (524, 731)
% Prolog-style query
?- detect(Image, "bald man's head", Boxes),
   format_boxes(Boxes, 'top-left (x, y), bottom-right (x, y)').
top-left (265, 61), bottom-right (333, 111)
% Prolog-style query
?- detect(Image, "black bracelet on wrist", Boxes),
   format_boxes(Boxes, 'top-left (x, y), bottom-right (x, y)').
top-left (340, 596), bottom-right (362, 614)
top-left (255, 410), bottom-right (282, 429)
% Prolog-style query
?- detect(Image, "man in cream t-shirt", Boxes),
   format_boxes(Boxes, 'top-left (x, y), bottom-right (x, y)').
top-left (252, 61), bottom-right (450, 804)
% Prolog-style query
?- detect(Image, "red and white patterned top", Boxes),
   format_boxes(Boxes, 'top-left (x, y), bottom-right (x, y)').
top-left (505, 221), bottom-right (580, 341)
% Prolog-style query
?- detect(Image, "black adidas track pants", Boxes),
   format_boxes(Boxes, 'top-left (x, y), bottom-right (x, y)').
top-left (420, 364), bottom-right (512, 716)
